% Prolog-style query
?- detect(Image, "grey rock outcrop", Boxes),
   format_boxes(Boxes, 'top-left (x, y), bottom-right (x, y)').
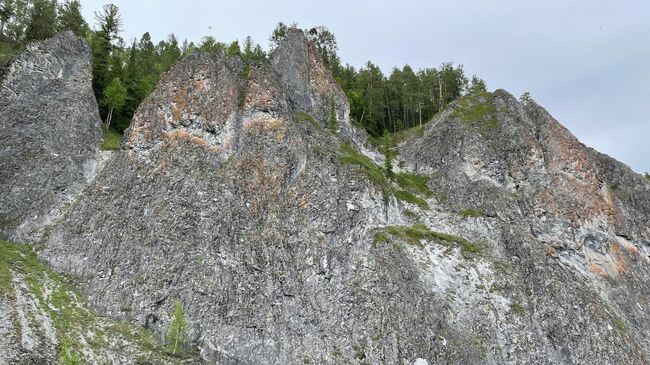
top-left (0, 31), bottom-right (103, 242)
top-left (2, 29), bottom-right (650, 365)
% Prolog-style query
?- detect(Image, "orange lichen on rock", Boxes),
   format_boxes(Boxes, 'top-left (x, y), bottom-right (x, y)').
top-left (165, 130), bottom-right (203, 146)
top-left (589, 262), bottom-right (610, 278)
top-left (609, 243), bottom-right (632, 276)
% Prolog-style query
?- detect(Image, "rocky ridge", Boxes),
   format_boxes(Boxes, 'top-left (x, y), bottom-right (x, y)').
top-left (1, 30), bottom-right (649, 364)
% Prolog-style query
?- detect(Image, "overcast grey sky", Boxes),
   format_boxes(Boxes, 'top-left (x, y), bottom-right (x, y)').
top-left (81, 0), bottom-right (650, 173)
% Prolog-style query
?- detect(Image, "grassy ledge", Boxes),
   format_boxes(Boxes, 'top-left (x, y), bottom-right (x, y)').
top-left (374, 224), bottom-right (481, 255)
top-left (458, 208), bottom-right (485, 218)
top-left (451, 92), bottom-right (499, 132)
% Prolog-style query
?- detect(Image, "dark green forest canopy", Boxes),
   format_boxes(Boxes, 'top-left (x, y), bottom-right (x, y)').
top-left (0, 2), bottom-right (487, 137)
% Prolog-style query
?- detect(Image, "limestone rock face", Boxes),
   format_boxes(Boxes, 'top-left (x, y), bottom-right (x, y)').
top-left (0, 31), bottom-right (103, 242)
top-left (2, 30), bottom-right (650, 365)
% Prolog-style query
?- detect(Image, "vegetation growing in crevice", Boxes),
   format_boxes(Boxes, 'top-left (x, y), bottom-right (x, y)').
top-left (339, 143), bottom-right (432, 208)
top-left (458, 208), bottom-right (485, 218)
top-left (375, 224), bottom-right (480, 256)
top-left (510, 302), bottom-right (526, 316)
top-left (294, 111), bottom-right (320, 130)
top-left (101, 127), bottom-right (122, 150)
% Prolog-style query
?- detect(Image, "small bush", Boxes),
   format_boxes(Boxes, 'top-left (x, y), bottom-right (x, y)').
top-left (644, 172), bottom-right (650, 182)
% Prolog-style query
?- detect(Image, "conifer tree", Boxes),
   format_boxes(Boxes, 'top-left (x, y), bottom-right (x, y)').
top-left (24, 0), bottom-right (57, 42)
top-left (167, 300), bottom-right (188, 355)
top-left (57, 0), bottom-right (88, 37)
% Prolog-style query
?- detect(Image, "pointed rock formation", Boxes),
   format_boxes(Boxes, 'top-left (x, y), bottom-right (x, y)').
top-left (0, 31), bottom-right (103, 242)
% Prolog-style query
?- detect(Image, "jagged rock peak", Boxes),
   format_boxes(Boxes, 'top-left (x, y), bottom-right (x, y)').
top-left (0, 31), bottom-right (102, 243)
top-left (124, 28), bottom-right (351, 158)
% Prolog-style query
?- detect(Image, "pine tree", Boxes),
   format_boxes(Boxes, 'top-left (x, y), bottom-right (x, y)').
top-left (167, 300), bottom-right (188, 355)
top-left (24, 0), bottom-right (57, 42)
top-left (57, 0), bottom-right (88, 37)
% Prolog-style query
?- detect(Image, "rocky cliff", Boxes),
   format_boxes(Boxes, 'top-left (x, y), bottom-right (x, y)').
top-left (2, 30), bottom-right (650, 364)
top-left (0, 31), bottom-right (104, 243)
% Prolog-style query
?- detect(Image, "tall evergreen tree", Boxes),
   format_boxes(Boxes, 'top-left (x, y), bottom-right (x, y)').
top-left (91, 3), bottom-right (122, 119)
top-left (57, 0), bottom-right (88, 37)
top-left (24, 0), bottom-right (57, 42)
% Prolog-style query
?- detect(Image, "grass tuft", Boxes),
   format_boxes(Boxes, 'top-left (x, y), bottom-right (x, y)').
top-left (294, 111), bottom-right (321, 130)
top-left (510, 303), bottom-right (526, 316)
top-left (380, 224), bottom-right (480, 255)
top-left (101, 128), bottom-right (122, 151)
top-left (458, 208), bottom-right (485, 218)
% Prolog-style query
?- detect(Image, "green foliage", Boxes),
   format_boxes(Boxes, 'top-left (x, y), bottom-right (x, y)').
top-left (520, 91), bottom-right (533, 104)
top-left (340, 143), bottom-right (432, 208)
top-left (458, 208), bottom-right (485, 218)
top-left (24, 0), bottom-right (57, 42)
top-left (225, 40), bottom-right (240, 56)
top-left (0, 240), bottom-right (178, 362)
top-left (269, 21), bottom-right (288, 49)
top-left (510, 303), bottom-right (526, 316)
top-left (241, 35), bottom-right (266, 61)
top-left (452, 92), bottom-right (499, 132)
top-left (57, 0), bottom-right (89, 37)
top-left (101, 128), bottom-right (122, 150)
top-left (166, 300), bottom-right (188, 356)
top-left (644, 172), bottom-right (650, 182)
top-left (238, 63), bottom-right (250, 107)
top-left (468, 75), bottom-right (487, 93)
top-left (393, 190), bottom-right (428, 209)
top-left (403, 210), bottom-right (419, 220)
top-left (0, 40), bottom-right (14, 73)
top-left (614, 318), bottom-right (626, 333)
top-left (383, 224), bottom-right (476, 252)
top-left (103, 77), bottom-right (127, 111)
top-left (373, 232), bottom-right (390, 244)
top-left (394, 172), bottom-right (432, 198)
top-left (58, 338), bottom-right (82, 365)
top-left (340, 143), bottom-right (390, 199)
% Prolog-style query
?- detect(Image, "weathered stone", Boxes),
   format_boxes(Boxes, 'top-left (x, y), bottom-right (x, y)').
top-left (0, 31), bottom-right (103, 242)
